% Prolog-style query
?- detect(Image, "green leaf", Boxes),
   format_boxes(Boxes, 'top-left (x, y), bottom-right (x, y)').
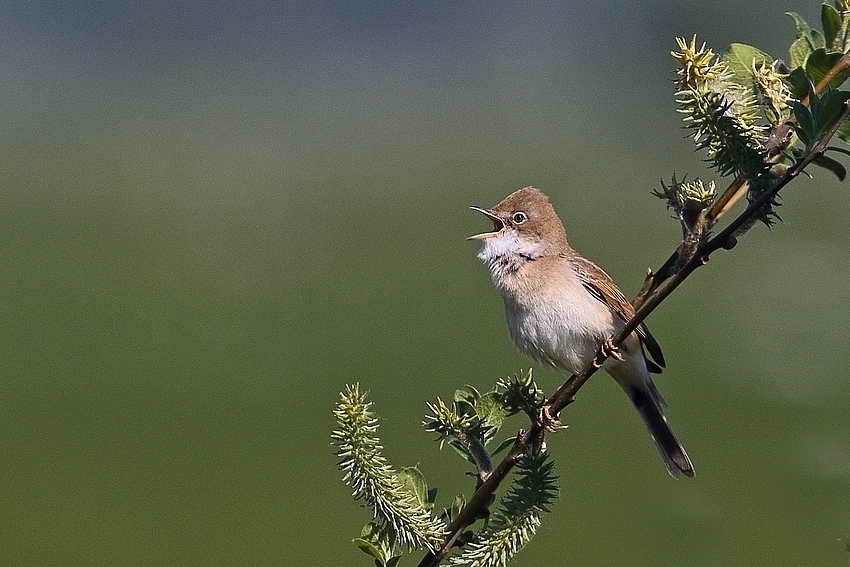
top-left (491, 436), bottom-right (517, 456)
top-left (355, 522), bottom-right (394, 565)
top-left (843, 13), bottom-right (850, 50)
top-left (353, 538), bottom-right (386, 563)
top-left (426, 486), bottom-right (438, 508)
top-left (399, 467), bottom-right (430, 509)
top-left (786, 11), bottom-right (814, 42)
top-left (475, 392), bottom-right (509, 432)
top-left (809, 83), bottom-right (823, 118)
top-left (474, 492), bottom-right (496, 522)
top-left (456, 529), bottom-right (476, 547)
top-left (827, 145), bottom-right (850, 157)
top-left (441, 493), bottom-right (467, 524)
top-left (386, 556), bottom-right (401, 567)
top-left (823, 3), bottom-right (843, 49)
top-left (812, 29), bottom-right (827, 50)
top-left (450, 494), bottom-right (466, 516)
top-left (806, 48), bottom-right (850, 88)
top-left (722, 43), bottom-right (772, 87)
top-left (815, 90), bottom-right (850, 135)
top-left (793, 100), bottom-right (816, 146)
top-left (454, 386), bottom-right (479, 404)
top-left (446, 437), bottom-right (476, 465)
top-left (453, 388), bottom-right (472, 403)
top-left (812, 154), bottom-right (847, 180)
top-left (790, 36), bottom-right (812, 69)
top-left (786, 67), bottom-right (816, 99)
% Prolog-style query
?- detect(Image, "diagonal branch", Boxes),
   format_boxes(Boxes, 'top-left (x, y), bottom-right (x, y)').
top-left (417, 95), bottom-right (850, 567)
top-left (704, 51), bottom-right (850, 228)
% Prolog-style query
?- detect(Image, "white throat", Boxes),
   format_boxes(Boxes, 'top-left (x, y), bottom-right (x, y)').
top-left (476, 231), bottom-right (543, 280)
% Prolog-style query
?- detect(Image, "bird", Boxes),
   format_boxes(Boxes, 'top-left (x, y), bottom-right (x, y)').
top-left (468, 186), bottom-right (694, 478)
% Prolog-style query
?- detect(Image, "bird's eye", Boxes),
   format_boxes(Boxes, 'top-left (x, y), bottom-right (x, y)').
top-left (511, 211), bottom-right (527, 224)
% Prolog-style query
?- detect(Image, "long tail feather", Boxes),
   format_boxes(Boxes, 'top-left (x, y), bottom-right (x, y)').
top-left (627, 383), bottom-right (695, 478)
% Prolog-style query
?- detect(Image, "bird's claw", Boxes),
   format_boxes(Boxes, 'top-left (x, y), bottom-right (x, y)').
top-left (601, 338), bottom-right (624, 362)
top-left (537, 405), bottom-right (561, 433)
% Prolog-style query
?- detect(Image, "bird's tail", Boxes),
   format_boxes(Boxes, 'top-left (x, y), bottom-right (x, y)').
top-left (626, 381), bottom-right (694, 478)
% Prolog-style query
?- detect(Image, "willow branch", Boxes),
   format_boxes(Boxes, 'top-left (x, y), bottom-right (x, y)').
top-left (814, 51), bottom-right (850, 94)
top-left (704, 51), bottom-right (850, 228)
top-left (417, 99), bottom-right (850, 567)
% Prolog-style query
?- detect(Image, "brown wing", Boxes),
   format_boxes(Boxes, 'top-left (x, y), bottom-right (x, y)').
top-left (570, 255), bottom-right (666, 370)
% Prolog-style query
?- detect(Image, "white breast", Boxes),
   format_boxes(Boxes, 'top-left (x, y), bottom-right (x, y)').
top-left (506, 287), bottom-right (615, 374)
top-left (476, 232), bottom-right (618, 374)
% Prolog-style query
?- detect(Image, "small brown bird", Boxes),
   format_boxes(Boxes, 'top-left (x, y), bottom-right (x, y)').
top-left (469, 186), bottom-right (694, 478)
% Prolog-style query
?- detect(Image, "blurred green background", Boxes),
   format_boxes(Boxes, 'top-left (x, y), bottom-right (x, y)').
top-left (1, 1), bottom-right (848, 565)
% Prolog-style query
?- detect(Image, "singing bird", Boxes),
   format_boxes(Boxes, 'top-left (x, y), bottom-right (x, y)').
top-left (469, 186), bottom-right (694, 478)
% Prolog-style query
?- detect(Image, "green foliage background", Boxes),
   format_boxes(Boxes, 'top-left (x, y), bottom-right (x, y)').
top-left (1, 1), bottom-right (848, 565)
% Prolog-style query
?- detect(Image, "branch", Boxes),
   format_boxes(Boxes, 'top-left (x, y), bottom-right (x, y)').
top-left (813, 51), bottom-right (850, 95)
top-left (704, 50), bottom-right (850, 228)
top-left (417, 97), bottom-right (850, 567)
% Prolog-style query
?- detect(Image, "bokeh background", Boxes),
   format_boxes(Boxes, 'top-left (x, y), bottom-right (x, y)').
top-left (1, 1), bottom-right (848, 565)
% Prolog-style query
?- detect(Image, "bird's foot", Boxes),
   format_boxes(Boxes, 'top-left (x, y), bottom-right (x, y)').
top-left (599, 338), bottom-right (624, 363)
top-left (537, 404), bottom-right (561, 433)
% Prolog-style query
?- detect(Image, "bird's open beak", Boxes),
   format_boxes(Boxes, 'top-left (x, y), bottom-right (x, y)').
top-left (467, 206), bottom-right (505, 240)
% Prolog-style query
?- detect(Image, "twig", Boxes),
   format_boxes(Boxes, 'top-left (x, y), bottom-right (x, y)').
top-left (704, 51), bottom-right (850, 228)
top-left (417, 99), bottom-right (850, 567)
top-left (814, 51), bottom-right (850, 95)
